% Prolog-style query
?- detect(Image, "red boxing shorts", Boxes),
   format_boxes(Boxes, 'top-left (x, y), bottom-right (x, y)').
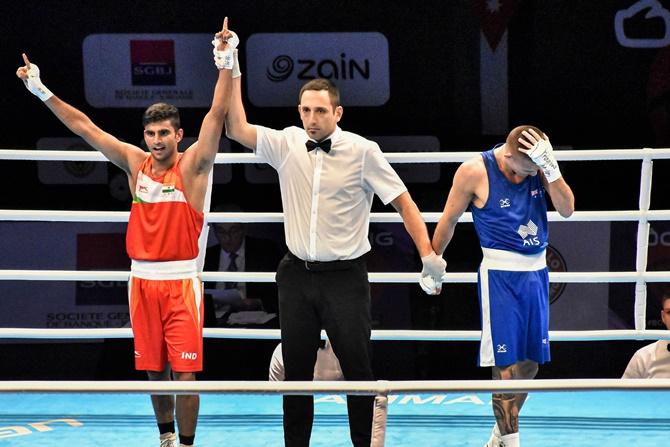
top-left (129, 259), bottom-right (204, 372)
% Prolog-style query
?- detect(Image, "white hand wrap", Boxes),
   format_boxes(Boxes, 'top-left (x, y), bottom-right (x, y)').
top-left (212, 30), bottom-right (239, 70)
top-left (419, 274), bottom-right (438, 295)
top-left (23, 63), bottom-right (53, 101)
top-left (421, 252), bottom-right (446, 278)
top-left (232, 49), bottom-right (241, 78)
top-left (419, 252), bottom-right (446, 294)
top-left (525, 139), bottom-right (562, 183)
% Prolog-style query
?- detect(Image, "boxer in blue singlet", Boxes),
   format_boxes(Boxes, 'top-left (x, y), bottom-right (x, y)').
top-left (432, 126), bottom-right (575, 447)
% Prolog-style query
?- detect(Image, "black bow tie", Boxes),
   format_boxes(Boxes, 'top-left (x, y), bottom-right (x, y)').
top-left (305, 139), bottom-right (332, 153)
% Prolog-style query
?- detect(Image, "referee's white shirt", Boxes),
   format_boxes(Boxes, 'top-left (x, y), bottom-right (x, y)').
top-left (255, 125), bottom-right (407, 262)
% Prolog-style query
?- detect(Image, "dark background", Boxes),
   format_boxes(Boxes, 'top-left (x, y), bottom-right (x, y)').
top-left (0, 0), bottom-right (668, 381)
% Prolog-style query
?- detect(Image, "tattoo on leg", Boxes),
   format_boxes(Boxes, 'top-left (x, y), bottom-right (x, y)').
top-left (489, 361), bottom-right (539, 435)
top-left (492, 393), bottom-right (519, 434)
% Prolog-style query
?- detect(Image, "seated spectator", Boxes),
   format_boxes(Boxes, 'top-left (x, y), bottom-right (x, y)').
top-left (622, 293), bottom-right (670, 378)
top-left (203, 204), bottom-right (283, 326)
top-left (269, 339), bottom-right (343, 381)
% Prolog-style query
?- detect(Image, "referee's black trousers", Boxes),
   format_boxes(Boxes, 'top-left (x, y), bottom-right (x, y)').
top-left (277, 253), bottom-right (375, 447)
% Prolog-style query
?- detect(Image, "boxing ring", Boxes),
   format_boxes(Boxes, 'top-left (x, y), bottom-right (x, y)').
top-left (1, 148), bottom-right (670, 446)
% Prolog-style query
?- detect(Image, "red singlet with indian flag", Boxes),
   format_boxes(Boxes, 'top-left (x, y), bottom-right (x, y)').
top-left (126, 154), bottom-right (205, 372)
top-left (126, 154), bottom-right (204, 260)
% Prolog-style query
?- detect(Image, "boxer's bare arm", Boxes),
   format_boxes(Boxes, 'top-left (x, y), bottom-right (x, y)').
top-left (16, 53), bottom-right (145, 175)
top-left (432, 158), bottom-right (483, 255)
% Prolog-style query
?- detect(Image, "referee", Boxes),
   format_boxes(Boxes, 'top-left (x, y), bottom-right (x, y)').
top-left (225, 70), bottom-right (445, 446)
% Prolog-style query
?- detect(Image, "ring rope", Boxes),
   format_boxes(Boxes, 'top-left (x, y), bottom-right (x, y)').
top-left (1, 328), bottom-right (668, 341)
top-left (1, 148), bottom-right (669, 162)
top-left (0, 378), bottom-right (668, 394)
top-left (3, 210), bottom-right (670, 223)
top-left (0, 270), bottom-right (669, 283)
top-left (1, 147), bottom-right (668, 334)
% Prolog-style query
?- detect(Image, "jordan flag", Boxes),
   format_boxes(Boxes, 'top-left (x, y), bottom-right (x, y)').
top-left (474, 0), bottom-right (521, 50)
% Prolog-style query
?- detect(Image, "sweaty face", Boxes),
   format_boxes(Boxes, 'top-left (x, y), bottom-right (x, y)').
top-left (143, 120), bottom-right (182, 162)
top-left (298, 90), bottom-right (342, 142)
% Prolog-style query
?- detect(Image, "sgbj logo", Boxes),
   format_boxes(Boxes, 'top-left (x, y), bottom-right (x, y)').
top-left (246, 32), bottom-right (389, 107)
top-left (130, 40), bottom-right (176, 85)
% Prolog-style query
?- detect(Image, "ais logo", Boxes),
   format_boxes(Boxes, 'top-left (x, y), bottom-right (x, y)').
top-left (517, 219), bottom-right (540, 246)
top-left (130, 40), bottom-right (176, 86)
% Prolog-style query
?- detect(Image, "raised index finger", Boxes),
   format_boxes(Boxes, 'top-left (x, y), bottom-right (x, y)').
top-left (222, 16), bottom-right (228, 33)
top-left (22, 53), bottom-right (31, 68)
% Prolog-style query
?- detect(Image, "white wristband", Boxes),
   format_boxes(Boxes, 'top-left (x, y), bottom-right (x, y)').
top-left (535, 148), bottom-right (561, 183)
top-left (542, 163), bottom-right (562, 183)
top-left (213, 46), bottom-right (234, 70)
top-left (24, 64), bottom-right (53, 101)
top-left (232, 49), bottom-right (241, 78)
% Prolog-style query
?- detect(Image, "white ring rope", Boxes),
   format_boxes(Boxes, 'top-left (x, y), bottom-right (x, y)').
top-left (3, 209), bottom-right (670, 223)
top-left (1, 270), bottom-right (669, 283)
top-left (2, 147), bottom-right (669, 335)
top-left (0, 378), bottom-right (668, 394)
top-left (1, 148), bottom-right (670, 162)
top-left (0, 328), bottom-right (669, 341)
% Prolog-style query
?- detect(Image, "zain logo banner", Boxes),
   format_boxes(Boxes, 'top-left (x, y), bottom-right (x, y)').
top-left (246, 32), bottom-right (390, 107)
top-left (266, 55), bottom-right (294, 82)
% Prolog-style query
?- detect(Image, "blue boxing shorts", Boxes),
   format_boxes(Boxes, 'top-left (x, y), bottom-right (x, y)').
top-left (477, 247), bottom-right (550, 367)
